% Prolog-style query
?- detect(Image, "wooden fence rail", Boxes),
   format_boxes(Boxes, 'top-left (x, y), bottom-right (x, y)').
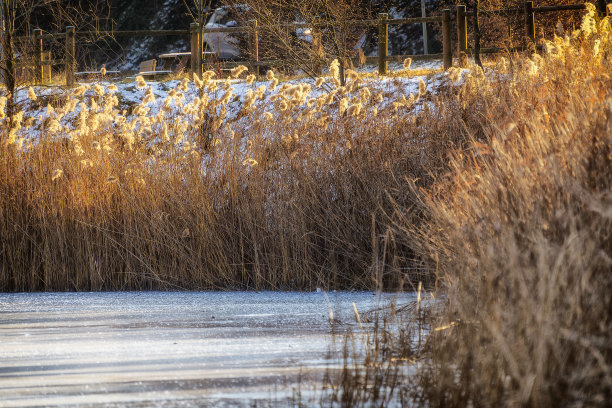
top-left (464, 3), bottom-right (589, 17)
top-left (460, 1), bottom-right (609, 55)
top-left (14, 2), bottom-right (611, 86)
top-left (20, 11), bottom-right (451, 85)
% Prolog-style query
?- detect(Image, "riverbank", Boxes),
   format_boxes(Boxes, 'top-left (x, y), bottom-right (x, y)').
top-left (1, 5), bottom-right (610, 407)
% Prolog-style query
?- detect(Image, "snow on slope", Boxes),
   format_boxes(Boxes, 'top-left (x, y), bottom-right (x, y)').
top-left (12, 60), bottom-right (450, 150)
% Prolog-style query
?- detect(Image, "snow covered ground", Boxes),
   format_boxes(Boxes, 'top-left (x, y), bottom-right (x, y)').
top-left (18, 61), bottom-right (443, 123)
top-left (0, 291), bottom-right (415, 407)
top-left (7, 59), bottom-right (452, 155)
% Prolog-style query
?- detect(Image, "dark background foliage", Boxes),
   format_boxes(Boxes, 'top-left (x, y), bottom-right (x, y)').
top-left (23, 0), bottom-right (443, 70)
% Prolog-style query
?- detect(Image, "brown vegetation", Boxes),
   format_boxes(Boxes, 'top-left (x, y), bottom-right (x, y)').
top-left (0, 2), bottom-right (609, 406)
top-left (0, 62), bottom-right (455, 291)
top-left (322, 5), bottom-right (611, 407)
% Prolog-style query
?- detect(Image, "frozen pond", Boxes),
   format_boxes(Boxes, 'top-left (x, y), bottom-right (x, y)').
top-left (0, 291), bottom-right (413, 407)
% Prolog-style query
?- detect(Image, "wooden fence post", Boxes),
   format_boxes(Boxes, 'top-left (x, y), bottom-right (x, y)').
top-left (248, 19), bottom-right (259, 77)
top-left (524, 1), bottom-right (535, 46)
top-left (42, 51), bottom-right (51, 83)
top-left (378, 13), bottom-right (388, 75)
top-left (473, 0), bottom-right (482, 67)
top-left (457, 5), bottom-right (467, 55)
top-left (33, 28), bottom-right (43, 84)
top-left (190, 22), bottom-right (201, 77)
top-left (65, 26), bottom-right (75, 86)
top-left (442, 9), bottom-right (452, 70)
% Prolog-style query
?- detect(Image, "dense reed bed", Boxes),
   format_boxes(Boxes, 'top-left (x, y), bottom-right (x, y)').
top-left (1, 57), bottom-right (459, 291)
top-left (0, 3), bottom-right (608, 406)
top-left (322, 5), bottom-right (611, 407)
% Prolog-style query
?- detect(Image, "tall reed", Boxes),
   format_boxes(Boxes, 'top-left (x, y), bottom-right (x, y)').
top-left (405, 6), bottom-right (611, 407)
top-left (312, 5), bottom-right (611, 407)
top-left (1, 62), bottom-right (459, 291)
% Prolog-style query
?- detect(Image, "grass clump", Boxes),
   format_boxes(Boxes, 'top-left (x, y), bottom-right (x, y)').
top-left (0, 57), bottom-right (460, 291)
top-left (317, 5), bottom-right (611, 407)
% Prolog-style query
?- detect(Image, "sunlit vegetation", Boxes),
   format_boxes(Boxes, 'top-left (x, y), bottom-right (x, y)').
top-left (1, 49), bottom-right (454, 291)
top-left (320, 5), bottom-right (611, 407)
top-left (0, 2), bottom-right (609, 406)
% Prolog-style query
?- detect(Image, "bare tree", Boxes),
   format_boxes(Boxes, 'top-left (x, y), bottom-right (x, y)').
top-left (241, 0), bottom-right (375, 83)
top-left (184, 0), bottom-right (215, 31)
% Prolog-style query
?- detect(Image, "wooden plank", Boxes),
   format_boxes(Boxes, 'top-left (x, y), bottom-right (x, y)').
top-left (139, 70), bottom-right (173, 77)
top-left (42, 52), bottom-right (51, 83)
top-left (388, 16), bottom-right (443, 25)
top-left (525, 1), bottom-right (536, 45)
top-left (15, 32), bottom-right (65, 41)
top-left (33, 29), bottom-right (43, 84)
top-left (190, 23), bottom-right (202, 76)
top-left (139, 59), bottom-right (157, 73)
top-left (442, 10), bottom-right (452, 70)
top-left (534, 4), bottom-right (587, 13)
top-left (465, 3), bottom-right (587, 17)
top-left (249, 20), bottom-right (259, 77)
top-left (214, 54), bottom-right (447, 68)
top-left (42, 33), bottom-right (64, 40)
top-left (76, 30), bottom-right (190, 37)
top-left (159, 51), bottom-right (216, 58)
top-left (457, 5), bottom-right (468, 55)
top-left (75, 71), bottom-right (120, 75)
top-left (65, 26), bottom-right (75, 86)
top-left (67, 15), bottom-right (448, 40)
top-left (160, 52), bottom-right (189, 58)
top-left (365, 53), bottom-right (444, 63)
top-left (465, 8), bottom-right (522, 17)
top-left (26, 12), bottom-right (458, 47)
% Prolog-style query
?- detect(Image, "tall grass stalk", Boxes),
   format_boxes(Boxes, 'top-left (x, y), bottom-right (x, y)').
top-left (1, 63), bottom-right (460, 291)
top-left (313, 5), bottom-right (611, 407)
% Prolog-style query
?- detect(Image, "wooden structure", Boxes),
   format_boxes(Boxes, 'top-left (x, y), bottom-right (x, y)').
top-left (17, 2), bottom-right (610, 86)
top-left (74, 69), bottom-right (120, 80)
top-left (457, 1), bottom-right (610, 56)
top-left (158, 51), bottom-right (215, 71)
top-left (248, 20), bottom-right (259, 76)
top-left (65, 26), bottom-right (75, 86)
top-left (190, 23), bottom-right (202, 76)
top-left (138, 59), bottom-right (172, 78)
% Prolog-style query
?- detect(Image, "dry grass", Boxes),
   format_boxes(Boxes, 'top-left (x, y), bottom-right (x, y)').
top-left (319, 287), bottom-right (432, 407)
top-left (0, 4), bottom-right (608, 407)
top-left (315, 5), bottom-right (612, 407)
top-left (0, 58), bottom-right (464, 291)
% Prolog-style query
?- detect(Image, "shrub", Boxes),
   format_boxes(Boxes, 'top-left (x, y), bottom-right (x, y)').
top-left (408, 6), bottom-right (612, 406)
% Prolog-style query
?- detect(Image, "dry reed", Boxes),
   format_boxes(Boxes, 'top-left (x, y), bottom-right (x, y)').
top-left (0, 59), bottom-right (460, 291)
top-left (316, 5), bottom-right (611, 407)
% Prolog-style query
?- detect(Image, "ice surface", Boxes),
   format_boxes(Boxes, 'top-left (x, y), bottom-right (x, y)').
top-left (0, 291), bottom-right (414, 407)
